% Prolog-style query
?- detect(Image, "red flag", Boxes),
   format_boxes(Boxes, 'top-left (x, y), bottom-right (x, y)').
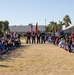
top-left (36, 22), bottom-right (38, 36)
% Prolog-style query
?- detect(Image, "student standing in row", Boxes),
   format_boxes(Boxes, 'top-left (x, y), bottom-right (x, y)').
top-left (41, 32), bottom-right (45, 44)
top-left (26, 31), bottom-right (31, 44)
top-left (32, 31), bottom-right (36, 44)
top-left (37, 31), bottom-right (41, 44)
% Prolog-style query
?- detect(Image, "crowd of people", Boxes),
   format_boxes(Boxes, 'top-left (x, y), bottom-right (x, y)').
top-left (1, 29), bottom-right (74, 55)
top-left (48, 30), bottom-right (74, 53)
top-left (0, 31), bottom-right (21, 55)
top-left (26, 29), bottom-right (74, 53)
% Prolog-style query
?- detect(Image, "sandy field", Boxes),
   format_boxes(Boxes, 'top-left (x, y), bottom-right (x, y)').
top-left (0, 39), bottom-right (74, 75)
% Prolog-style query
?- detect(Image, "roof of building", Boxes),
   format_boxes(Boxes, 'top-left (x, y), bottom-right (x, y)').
top-left (63, 24), bottom-right (74, 34)
top-left (63, 24), bottom-right (74, 31)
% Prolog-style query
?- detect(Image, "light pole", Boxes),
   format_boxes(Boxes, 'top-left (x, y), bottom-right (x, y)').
top-left (45, 19), bottom-right (46, 26)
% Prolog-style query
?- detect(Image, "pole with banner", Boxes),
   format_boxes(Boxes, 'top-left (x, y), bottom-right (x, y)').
top-left (36, 22), bottom-right (38, 36)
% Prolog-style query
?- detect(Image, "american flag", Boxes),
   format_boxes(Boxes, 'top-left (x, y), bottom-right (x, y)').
top-left (30, 24), bottom-right (33, 35)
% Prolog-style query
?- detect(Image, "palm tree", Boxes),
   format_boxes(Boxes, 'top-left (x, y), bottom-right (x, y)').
top-left (63, 15), bottom-right (71, 28)
top-left (57, 21), bottom-right (64, 30)
top-left (50, 21), bottom-right (58, 32)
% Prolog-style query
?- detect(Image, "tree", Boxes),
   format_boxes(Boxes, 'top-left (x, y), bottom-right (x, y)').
top-left (2, 20), bottom-right (10, 31)
top-left (0, 28), bottom-right (3, 34)
top-left (49, 21), bottom-right (57, 32)
top-left (63, 15), bottom-right (71, 28)
top-left (0, 21), bottom-right (3, 34)
top-left (0, 21), bottom-right (3, 29)
top-left (46, 21), bottom-right (58, 32)
top-left (57, 21), bottom-right (64, 30)
top-left (46, 25), bottom-right (52, 32)
top-left (46, 15), bottom-right (72, 32)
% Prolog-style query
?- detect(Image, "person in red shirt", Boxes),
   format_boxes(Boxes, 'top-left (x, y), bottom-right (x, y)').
top-left (53, 34), bottom-right (57, 45)
top-left (71, 30), bottom-right (74, 43)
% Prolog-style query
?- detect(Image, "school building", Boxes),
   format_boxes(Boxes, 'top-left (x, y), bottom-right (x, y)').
top-left (10, 25), bottom-right (46, 33)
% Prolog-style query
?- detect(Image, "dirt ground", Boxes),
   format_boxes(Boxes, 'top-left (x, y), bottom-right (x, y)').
top-left (0, 39), bottom-right (74, 75)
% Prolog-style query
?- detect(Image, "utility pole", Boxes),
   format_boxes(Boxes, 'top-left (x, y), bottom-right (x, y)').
top-left (45, 19), bottom-right (46, 26)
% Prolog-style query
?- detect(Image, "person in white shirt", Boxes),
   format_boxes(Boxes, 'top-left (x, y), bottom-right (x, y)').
top-left (55, 31), bottom-right (60, 37)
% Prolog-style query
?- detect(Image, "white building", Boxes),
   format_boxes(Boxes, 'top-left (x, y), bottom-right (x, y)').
top-left (10, 25), bottom-right (46, 33)
top-left (63, 24), bottom-right (74, 34)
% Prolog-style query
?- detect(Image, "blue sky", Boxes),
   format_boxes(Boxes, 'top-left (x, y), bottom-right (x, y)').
top-left (0, 0), bottom-right (74, 26)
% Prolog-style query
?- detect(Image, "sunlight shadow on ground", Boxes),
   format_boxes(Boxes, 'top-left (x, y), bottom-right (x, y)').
top-left (0, 44), bottom-right (30, 61)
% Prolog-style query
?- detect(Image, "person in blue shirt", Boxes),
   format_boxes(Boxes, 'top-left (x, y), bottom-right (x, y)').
top-left (0, 40), bottom-right (5, 55)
